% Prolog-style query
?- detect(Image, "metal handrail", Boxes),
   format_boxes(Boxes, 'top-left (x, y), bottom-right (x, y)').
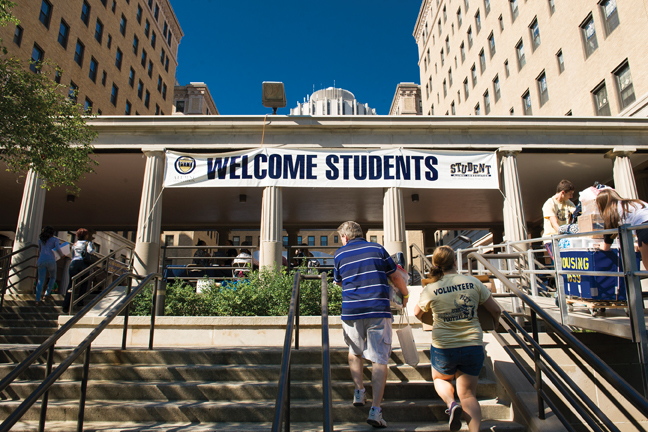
top-left (409, 243), bottom-right (433, 283)
top-left (0, 272), bottom-right (161, 432)
top-left (469, 251), bottom-right (648, 430)
top-left (0, 244), bottom-right (38, 309)
top-left (68, 245), bottom-right (134, 314)
top-left (272, 271), bottom-right (333, 432)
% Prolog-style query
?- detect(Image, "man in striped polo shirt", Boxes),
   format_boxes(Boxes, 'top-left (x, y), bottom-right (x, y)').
top-left (334, 221), bottom-right (409, 428)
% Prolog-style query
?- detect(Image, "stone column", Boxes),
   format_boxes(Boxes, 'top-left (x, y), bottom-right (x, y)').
top-left (499, 147), bottom-right (527, 244)
top-left (383, 187), bottom-right (407, 265)
top-left (605, 147), bottom-right (638, 199)
top-left (10, 170), bottom-right (47, 293)
top-left (217, 229), bottom-right (230, 246)
top-left (134, 150), bottom-right (165, 276)
top-left (260, 186), bottom-right (283, 270)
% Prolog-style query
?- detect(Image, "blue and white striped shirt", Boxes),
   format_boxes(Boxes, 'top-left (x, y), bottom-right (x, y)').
top-left (334, 238), bottom-right (397, 321)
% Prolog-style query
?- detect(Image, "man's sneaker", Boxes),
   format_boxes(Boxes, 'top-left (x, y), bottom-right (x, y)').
top-left (353, 389), bottom-right (366, 406)
top-left (445, 401), bottom-right (463, 431)
top-left (367, 406), bottom-right (387, 428)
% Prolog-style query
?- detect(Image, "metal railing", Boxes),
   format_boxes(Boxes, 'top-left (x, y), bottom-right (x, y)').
top-left (68, 246), bottom-right (134, 314)
top-left (409, 243), bottom-right (433, 284)
top-left (272, 271), bottom-right (332, 432)
top-left (287, 245), bottom-right (336, 272)
top-left (160, 245), bottom-right (259, 283)
top-left (0, 244), bottom-right (38, 309)
top-left (0, 271), bottom-right (161, 432)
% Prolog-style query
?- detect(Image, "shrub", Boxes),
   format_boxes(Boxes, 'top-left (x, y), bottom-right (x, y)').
top-left (130, 267), bottom-right (341, 317)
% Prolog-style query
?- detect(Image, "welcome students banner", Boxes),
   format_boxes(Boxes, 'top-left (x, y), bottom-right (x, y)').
top-left (164, 148), bottom-right (498, 189)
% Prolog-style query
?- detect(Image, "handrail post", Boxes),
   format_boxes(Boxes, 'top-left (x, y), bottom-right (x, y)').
top-left (409, 244), bottom-right (414, 283)
top-left (320, 272), bottom-right (333, 432)
top-left (77, 343), bottom-right (92, 432)
top-left (552, 237), bottom-right (569, 327)
top-left (149, 279), bottom-right (159, 350)
top-left (531, 310), bottom-right (545, 419)
top-left (37, 345), bottom-right (55, 432)
top-left (295, 273), bottom-right (300, 351)
top-left (528, 248), bottom-right (538, 297)
top-left (619, 224), bottom-right (648, 398)
top-left (122, 277), bottom-right (133, 350)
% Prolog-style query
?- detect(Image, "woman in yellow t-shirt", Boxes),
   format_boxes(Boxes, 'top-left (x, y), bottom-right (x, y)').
top-left (414, 246), bottom-right (501, 432)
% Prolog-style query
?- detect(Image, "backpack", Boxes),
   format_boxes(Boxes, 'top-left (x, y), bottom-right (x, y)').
top-left (80, 242), bottom-right (93, 264)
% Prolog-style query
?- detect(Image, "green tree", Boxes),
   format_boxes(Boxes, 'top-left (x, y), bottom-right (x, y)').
top-left (0, 0), bottom-right (97, 194)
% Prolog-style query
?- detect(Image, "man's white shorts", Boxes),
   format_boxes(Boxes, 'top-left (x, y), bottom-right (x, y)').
top-left (342, 317), bottom-right (392, 365)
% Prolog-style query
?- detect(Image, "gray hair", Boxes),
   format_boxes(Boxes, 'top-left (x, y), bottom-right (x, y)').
top-left (337, 221), bottom-right (363, 241)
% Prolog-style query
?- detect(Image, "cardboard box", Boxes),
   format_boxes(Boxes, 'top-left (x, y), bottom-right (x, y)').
top-left (53, 242), bottom-right (70, 260)
top-left (578, 214), bottom-right (605, 239)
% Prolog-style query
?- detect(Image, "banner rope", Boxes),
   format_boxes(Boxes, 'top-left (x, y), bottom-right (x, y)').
top-left (137, 186), bottom-right (165, 243)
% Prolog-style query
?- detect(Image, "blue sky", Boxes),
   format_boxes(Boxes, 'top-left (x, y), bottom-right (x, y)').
top-left (171, 1), bottom-right (422, 115)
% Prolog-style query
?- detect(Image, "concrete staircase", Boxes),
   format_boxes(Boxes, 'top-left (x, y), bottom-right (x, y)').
top-left (0, 294), bottom-right (63, 345)
top-left (0, 345), bottom-right (525, 431)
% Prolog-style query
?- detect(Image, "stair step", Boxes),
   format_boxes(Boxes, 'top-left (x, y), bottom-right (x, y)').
top-left (0, 320), bottom-right (59, 328)
top-left (0, 399), bottom-right (511, 423)
top-left (0, 379), bottom-right (498, 401)
top-left (9, 419), bottom-right (526, 432)
top-left (0, 312), bottom-right (61, 321)
top-left (0, 335), bottom-right (52, 344)
top-left (0, 327), bottom-right (57, 336)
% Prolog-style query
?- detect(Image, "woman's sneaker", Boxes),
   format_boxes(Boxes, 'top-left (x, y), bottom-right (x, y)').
top-left (353, 389), bottom-right (366, 406)
top-left (366, 406), bottom-right (387, 428)
top-left (445, 401), bottom-right (463, 431)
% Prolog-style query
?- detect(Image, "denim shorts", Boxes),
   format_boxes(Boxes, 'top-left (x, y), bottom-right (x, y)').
top-left (342, 317), bottom-right (392, 365)
top-left (430, 345), bottom-right (484, 377)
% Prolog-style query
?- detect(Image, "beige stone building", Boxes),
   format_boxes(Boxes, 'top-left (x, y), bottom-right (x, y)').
top-left (172, 82), bottom-right (218, 115)
top-left (1, 0), bottom-right (183, 115)
top-left (389, 82), bottom-right (423, 115)
top-left (414, 0), bottom-right (648, 117)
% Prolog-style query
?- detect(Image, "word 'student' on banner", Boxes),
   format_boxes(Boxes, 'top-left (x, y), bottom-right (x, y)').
top-left (164, 148), bottom-right (498, 189)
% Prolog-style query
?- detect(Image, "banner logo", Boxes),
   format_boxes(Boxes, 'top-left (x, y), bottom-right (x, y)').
top-left (450, 162), bottom-right (492, 177)
top-left (175, 156), bottom-right (196, 174)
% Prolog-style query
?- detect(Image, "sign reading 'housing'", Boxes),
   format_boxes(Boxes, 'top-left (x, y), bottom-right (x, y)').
top-left (164, 148), bottom-right (498, 189)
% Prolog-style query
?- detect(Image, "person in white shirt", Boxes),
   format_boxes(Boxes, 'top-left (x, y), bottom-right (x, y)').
top-left (542, 179), bottom-right (576, 259)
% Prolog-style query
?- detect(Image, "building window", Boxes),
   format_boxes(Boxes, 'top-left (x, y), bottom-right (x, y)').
top-left (282, 236), bottom-right (288, 247)
top-left (144, 19), bottom-right (150, 38)
top-left (154, 3), bottom-right (160, 20)
top-left (120, 14), bottom-right (127, 36)
top-left (89, 57), bottom-right (98, 82)
top-left (479, 49), bottom-right (486, 73)
top-left (107, 34), bottom-right (112, 49)
top-left (488, 32), bottom-right (495, 57)
top-left (443, 5), bottom-right (448, 22)
top-left (498, 14), bottom-right (504, 31)
top-left (129, 67), bottom-right (135, 87)
top-left (522, 90), bottom-right (532, 115)
top-left (484, 90), bottom-right (490, 114)
top-left (510, 107), bottom-right (515, 115)
top-left (81, 1), bottom-right (91, 26)
top-left (592, 81), bottom-right (611, 116)
top-left (84, 97), bottom-right (93, 113)
top-left (484, 0), bottom-right (490, 15)
top-left (157, 76), bottom-right (162, 92)
top-left (13, 25), bottom-right (23, 47)
top-left (465, 0), bottom-right (470, 10)
top-left (141, 49), bottom-right (147, 67)
top-left (320, 236), bottom-right (328, 246)
top-left (232, 236), bottom-right (240, 246)
top-left (115, 48), bottom-right (123, 70)
top-left (565, 110), bottom-right (572, 116)
top-left (100, 0), bottom-right (107, 6)
top-left (443, 79), bottom-right (447, 97)
top-left (451, 101), bottom-right (456, 115)
top-left (425, 83), bottom-right (429, 98)
top-left (306, 236), bottom-right (315, 246)
top-left (30, 44), bottom-right (44, 73)
top-left (441, 48), bottom-right (445, 66)
top-left (125, 100), bottom-right (132, 115)
top-left (460, 42), bottom-right (466, 63)
top-left (504, 59), bottom-right (510, 77)
top-left (163, 21), bottom-right (168, 37)
top-left (137, 80), bottom-right (143, 99)
top-left (445, 36), bottom-right (450, 53)
top-left (144, 90), bottom-right (150, 108)
top-left (101, 71), bottom-right (107, 86)
top-left (334, 235), bottom-right (339, 244)
top-left (431, 104), bottom-right (435, 115)
top-left (449, 68), bottom-right (453, 86)
top-left (474, 103), bottom-right (480, 115)
top-left (133, 35), bottom-right (139, 54)
top-left (475, 10), bottom-right (481, 34)
top-left (438, 19), bottom-right (442, 36)
top-left (74, 40), bottom-right (85, 66)
top-left (467, 26), bottom-right (473, 48)
top-left (111, 0), bottom-right (116, 13)
top-left (148, 0), bottom-right (153, 9)
top-left (68, 82), bottom-right (78, 103)
top-left (151, 31), bottom-right (157, 48)
top-left (370, 236), bottom-right (377, 243)
top-left (160, 48), bottom-right (166, 64)
top-left (549, 0), bottom-right (555, 14)
top-left (614, 61), bottom-right (635, 110)
top-left (457, 7), bottom-right (463, 27)
top-left (55, 69), bottom-right (61, 83)
top-left (162, 83), bottom-right (167, 100)
top-left (58, 20), bottom-right (70, 49)
top-left (493, 75), bottom-right (501, 101)
top-left (529, 18), bottom-right (541, 51)
top-left (601, 0), bottom-right (619, 36)
top-left (148, 60), bottom-right (153, 77)
top-left (516, 39), bottom-right (525, 70)
top-left (471, 64), bottom-right (477, 87)
top-left (137, 4), bottom-right (143, 23)
top-left (95, 19), bottom-right (104, 44)
top-left (111, 84), bottom-right (119, 106)
top-left (463, 78), bottom-right (470, 99)
top-left (510, 0), bottom-right (519, 22)
top-left (580, 14), bottom-right (598, 58)
top-left (557, 50), bottom-right (565, 73)
top-left (176, 100), bottom-right (185, 113)
top-left (39, 1), bottom-right (52, 28)
top-left (537, 71), bottom-right (549, 106)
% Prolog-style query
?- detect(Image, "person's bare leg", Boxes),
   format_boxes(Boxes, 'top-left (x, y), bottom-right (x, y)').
top-left (370, 362), bottom-right (388, 408)
top-left (639, 243), bottom-right (648, 273)
top-left (348, 352), bottom-right (365, 390)
top-left (432, 369), bottom-right (456, 407)
top-left (456, 371), bottom-right (481, 432)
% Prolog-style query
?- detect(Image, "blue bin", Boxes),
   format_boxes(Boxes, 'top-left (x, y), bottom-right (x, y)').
top-left (560, 249), bottom-right (641, 301)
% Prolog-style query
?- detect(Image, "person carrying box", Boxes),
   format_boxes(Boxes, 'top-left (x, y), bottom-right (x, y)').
top-left (542, 179), bottom-right (576, 260)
